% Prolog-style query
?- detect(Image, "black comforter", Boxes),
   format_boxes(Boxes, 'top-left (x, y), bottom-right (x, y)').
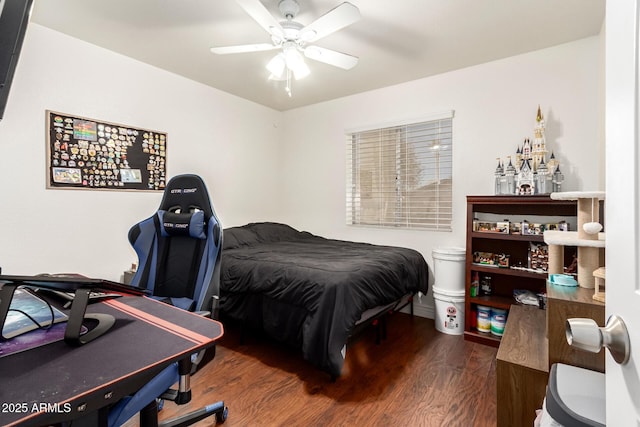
top-left (220, 222), bottom-right (429, 377)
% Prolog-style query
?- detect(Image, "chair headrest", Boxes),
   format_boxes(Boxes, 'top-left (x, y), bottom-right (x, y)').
top-left (158, 210), bottom-right (206, 239)
top-left (158, 174), bottom-right (214, 221)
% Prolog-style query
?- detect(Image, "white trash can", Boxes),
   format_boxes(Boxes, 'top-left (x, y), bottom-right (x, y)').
top-left (432, 247), bottom-right (466, 335)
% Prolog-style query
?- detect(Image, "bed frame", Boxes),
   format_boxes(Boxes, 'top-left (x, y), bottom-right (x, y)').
top-left (350, 293), bottom-right (415, 345)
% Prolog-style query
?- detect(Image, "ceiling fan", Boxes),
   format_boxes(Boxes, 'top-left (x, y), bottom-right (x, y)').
top-left (211, 0), bottom-right (361, 96)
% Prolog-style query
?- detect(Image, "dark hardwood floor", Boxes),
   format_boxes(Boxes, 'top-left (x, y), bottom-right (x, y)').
top-left (128, 313), bottom-right (498, 426)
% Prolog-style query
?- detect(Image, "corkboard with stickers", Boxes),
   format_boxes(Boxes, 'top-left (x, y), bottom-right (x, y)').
top-left (46, 110), bottom-right (167, 191)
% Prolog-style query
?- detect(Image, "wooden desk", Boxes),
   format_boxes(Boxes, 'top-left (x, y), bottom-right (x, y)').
top-left (496, 305), bottom-right (548, 427)
top-left (0, 295), bottom-right (223, 427)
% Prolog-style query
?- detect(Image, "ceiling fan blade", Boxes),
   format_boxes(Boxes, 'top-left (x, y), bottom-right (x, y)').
top-left (300, 2), bottom-right (361, 43)
top-left (210, 43), bottom-right (278, 54)
top-left (304, 46), bottom-right (358, 70)
top-left (234, 0), bottom-right (284, 36)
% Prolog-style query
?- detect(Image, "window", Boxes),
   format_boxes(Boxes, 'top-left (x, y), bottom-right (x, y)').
top-left (346, 112), bottom-right (453, 230)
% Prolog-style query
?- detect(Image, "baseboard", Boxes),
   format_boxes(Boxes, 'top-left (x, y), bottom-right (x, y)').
top-left (413, 301), bottom-right (434, 319)
top-left (398, 300), bottom-right (434, 319)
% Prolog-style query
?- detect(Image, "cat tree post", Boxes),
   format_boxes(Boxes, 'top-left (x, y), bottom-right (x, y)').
top-left (545, 191), bottom-right (605, 289)
top-left (576, 195), bottom-right (600, 288)
top-left (547, 244), bottom-right (564, 275)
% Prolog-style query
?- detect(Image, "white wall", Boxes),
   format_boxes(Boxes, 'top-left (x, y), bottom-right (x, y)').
top-left (279, 36), bottom-right (604, 316)
top-left (0, 24), bottom-right (283, 280)
top-left (0, 24), bottom-right (603, 318)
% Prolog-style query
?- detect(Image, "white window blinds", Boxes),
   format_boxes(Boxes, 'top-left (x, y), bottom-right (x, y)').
top-left (346, 113), bottom-right (453, 230)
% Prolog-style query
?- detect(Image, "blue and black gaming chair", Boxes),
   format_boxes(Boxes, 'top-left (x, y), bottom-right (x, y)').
top-left (108, 174), bottom-right (227, 427)
top-left (128, 174), bottom-right (222, 315)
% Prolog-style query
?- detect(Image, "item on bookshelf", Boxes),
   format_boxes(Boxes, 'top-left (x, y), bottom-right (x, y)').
top-left (546, 221), bottom-right (569, 231)
top-left (470, 307), bottom-right (477, 329)
top-left (521, 221), bottom-right (544, 235)
top-left (509, 221), bottom-right (522, 234)
top-left (480, 275), bottom-right (493, 296)
top-left (470, 271), bottom-right (480, 297)
top-left (476, 305), bottom-right (491, 333)
top-left (490, 308), bottom-right (507, 337)
top-left (497, 253), bottom-right (510, 268)
top-left (529, 242), bottom-right (549, 272)
top-left (472, 251), bottom-right (509, 268)
top-left (474, 221), bottom-right (509, 233)
top-left (476, 222), bottom-right (493, 232)
top-left (497, 221), bottom-right (510, 234)
top-left (493, 105), bottom-right (565, 195)
top-left (521, 221), bottom-right (568, 235)
top-left (514, 289), bottom-right (540, 306)
top-left (473, 251), bottom-right (497, 266)
top-left (537, 292), bottom-right (547, 309)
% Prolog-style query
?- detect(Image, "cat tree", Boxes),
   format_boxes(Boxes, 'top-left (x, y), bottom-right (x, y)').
top-left (543, 191), bottom-right (605, 290)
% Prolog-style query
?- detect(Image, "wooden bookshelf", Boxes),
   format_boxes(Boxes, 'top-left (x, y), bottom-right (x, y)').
top-left (464, 195), bottom-right (576, 346)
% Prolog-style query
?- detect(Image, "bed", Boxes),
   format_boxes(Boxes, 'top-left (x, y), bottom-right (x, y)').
top-left (219, 222), bottom-right (429, 378)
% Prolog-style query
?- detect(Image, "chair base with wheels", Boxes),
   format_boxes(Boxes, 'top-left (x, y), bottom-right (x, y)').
top-left (108, 358), bottom-right (227, 426)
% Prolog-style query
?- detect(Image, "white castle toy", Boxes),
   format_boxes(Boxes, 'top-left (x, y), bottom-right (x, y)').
top-left (495, 106), bottom-right (564, 195)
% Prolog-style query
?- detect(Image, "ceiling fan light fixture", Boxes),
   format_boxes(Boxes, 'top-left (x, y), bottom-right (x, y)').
top-left (292, 61), bottom-right (310, 80)
top-left (266, 53), bottom-right (286, 78)
top-left (283, 44), bottom-right (301, 64)
top-left (283, 45), bottom-right (309, 79)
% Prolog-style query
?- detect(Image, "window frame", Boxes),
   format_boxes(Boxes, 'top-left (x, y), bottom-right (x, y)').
top-left (346, 111), bottom-right (454, 231)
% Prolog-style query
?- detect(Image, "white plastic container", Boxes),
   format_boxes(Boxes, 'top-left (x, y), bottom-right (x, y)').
top-left (433, 286), bottom-right (465, 335)
top-left (490, 308), bottom-right (508, 336)
top-left (477, 305), bottom-right (492, 333)
top-left (432, 247), bottom-right (466, 335)
top-left (432, 247), bottom-right (466, 294)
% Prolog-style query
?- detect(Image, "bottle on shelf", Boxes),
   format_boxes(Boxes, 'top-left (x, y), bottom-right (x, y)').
top-left (480, 275), bottom-right (492, 296)
top-left (470, 271), bottom-right (480, 297)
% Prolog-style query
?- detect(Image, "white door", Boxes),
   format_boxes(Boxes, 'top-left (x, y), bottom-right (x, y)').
top-left (605, 0), bottom-right (640, 425)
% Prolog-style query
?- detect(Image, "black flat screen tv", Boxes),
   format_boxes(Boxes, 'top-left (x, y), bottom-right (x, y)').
top-left (0, 0), bottom-right (33, 121)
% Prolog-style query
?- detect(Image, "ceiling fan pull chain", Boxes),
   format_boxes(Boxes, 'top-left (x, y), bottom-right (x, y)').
top-left (286, 68), bottom-right (292, 97)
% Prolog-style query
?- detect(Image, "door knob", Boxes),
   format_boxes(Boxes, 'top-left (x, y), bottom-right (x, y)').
top-left (565, 315), bottom-right (630, 365)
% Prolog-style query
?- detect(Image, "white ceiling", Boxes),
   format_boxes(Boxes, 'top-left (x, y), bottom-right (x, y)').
top-left (30, 0), bottom-right (605, 111)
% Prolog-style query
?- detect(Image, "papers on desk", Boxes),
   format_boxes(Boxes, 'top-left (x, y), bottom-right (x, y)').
top-left (2, 288), bottom-right (68, 339)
